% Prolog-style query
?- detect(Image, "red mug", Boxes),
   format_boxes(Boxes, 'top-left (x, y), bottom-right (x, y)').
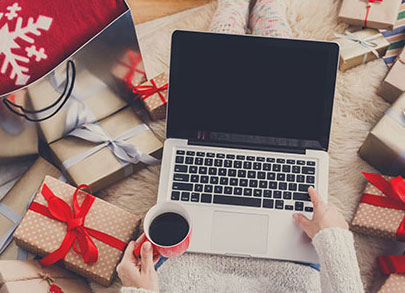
top-left (134, 202), bottom-right (192, 258)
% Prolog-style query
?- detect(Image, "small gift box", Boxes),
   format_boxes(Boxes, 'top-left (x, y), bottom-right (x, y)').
top-left (14, 176), bottom-right (139, 286)
top-left (112, 49), bottom-right (147, 93)
top-left (133, 72), bottom-right (169, 120)
top-left (0, 157), bottom-right (61, 260)
top-left (377, 255), bottom-right (405, 292)
top-left (27, 66), bottom-right (127, 144)
top-left (351, 173), bottom-right (405, 241)
top-left (0, 90), bottom-right (38, 161)
top-left (359, 93), bottom-right (405, 175)
top-left (379, 48), bottom-right (405, 103)
top-left (334, 29), bottom-right (389, 71)
top-left (0, 260), bottom-right (91, 293)
top-left (338, 0), bottom-right (403, 30)
top-left (49, 107), bottom-right (163, 192)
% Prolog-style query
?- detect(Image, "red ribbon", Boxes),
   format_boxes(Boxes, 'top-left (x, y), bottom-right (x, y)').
top-left (29, 184), bottom-right (126, 266)
top-left (378, 255), bottom-right (405, 275)
top-left (132, 79), bottom-right (168, 104)
top-left (119, 50), bottom-right (146, 89)
top-left (364, 0), bottom-right (383, 27)
top-left (360, 172), bottom-right (405, 241)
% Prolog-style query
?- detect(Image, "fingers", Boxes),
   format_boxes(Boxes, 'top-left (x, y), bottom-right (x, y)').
top-left (134, 233), bottom-right (147, 246)
top-left (308, 186), bottom-right (322, 208)
top-left (140, 242), bottom-right (154, 273)
top-left (122, 240), bottom-right (136, 263)
top-left (293, 213), bottom-right (311, 232)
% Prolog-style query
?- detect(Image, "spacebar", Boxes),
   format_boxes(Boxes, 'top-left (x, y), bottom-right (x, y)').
top-left (213, 195), bottom-right (261, 207)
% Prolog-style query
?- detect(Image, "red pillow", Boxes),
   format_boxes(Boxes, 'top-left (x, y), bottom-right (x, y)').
top-left (0, 0), bottom-right (127, 95)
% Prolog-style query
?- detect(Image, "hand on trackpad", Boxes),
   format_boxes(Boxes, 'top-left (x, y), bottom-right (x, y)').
top-left (211, 211), bottom-right (268, 255)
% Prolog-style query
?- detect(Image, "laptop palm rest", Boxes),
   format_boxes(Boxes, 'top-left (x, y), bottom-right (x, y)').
top-left (211, 211), bottom-right (269, 255)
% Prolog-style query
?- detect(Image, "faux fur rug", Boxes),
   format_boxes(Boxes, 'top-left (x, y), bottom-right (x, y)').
top-left (92, 1), bottom-right (405, 292)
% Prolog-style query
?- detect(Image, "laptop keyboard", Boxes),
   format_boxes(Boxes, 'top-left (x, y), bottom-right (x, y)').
top-left (170, 149), bottom-right (315, 212)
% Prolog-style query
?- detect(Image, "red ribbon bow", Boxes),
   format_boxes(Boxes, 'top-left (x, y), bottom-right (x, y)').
top-left (378, 255), bottom-right (405, 275)
top-left (119, 50), bottom-right (146, 89)
top-left (132, 79), bottom-right (168, 104)
top-left (29, 184), bottom-right (126, 266)
top-left (365, 0), bottom-right (384, 27)
top-left (360, 172), bottom-right (405, 241)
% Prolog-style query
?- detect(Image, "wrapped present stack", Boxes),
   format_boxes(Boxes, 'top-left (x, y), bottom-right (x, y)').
top-left (377, 255), bottom-right (405, 292)
top-left (379, 47), bottom-right (405, 103)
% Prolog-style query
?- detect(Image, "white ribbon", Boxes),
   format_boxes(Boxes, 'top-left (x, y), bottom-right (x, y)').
top-left (335, 31), bottom-right (381, 64)
top-left (62, 123), bottom-right (160, 172)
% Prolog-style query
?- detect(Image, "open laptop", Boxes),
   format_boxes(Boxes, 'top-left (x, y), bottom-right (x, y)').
top-left (157, 30), bottom-right (339, 263)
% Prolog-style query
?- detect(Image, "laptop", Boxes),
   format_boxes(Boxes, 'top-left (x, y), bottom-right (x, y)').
top-left (157, 30), bottom-right (339, 263)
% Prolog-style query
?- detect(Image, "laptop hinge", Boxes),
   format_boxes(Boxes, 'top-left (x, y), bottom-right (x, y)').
top-left (188, 140), bottom-right (306, 155)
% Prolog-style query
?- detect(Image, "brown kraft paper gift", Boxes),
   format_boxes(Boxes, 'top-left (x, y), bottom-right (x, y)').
top-left (49, 107), bottom-right (163, 192)
top-left (378, 274), bottom-right (405, 292)
top-left (338, 0), bottom-right (403, 30)
top-left (0, 157), bottom-right (61, 260)
top-left (13, 176), bottom-right (139, 286)
top-left (0, 260), bottom-right (91, 293)
top-left (379, 48), bottom-right (405, 103)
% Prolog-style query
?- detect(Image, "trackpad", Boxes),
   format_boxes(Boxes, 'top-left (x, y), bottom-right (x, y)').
top-left (211, 211), bottom-right (268, 255)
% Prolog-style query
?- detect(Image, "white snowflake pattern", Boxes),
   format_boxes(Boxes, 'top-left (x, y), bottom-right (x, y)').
top-left (0, 3), bottom-right (53, 86)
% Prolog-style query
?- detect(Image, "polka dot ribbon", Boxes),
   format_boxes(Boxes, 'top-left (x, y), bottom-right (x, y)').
top-left (360, 172), bottom-right (405, 241)
top-left (28, 183), bottom-right (127, 266)
top-left (132, 79), bottom-right (168, 104)
top-left (378, 255), bottom-right (405, 275)
top-left (364, 0), bottom-right (384, 27)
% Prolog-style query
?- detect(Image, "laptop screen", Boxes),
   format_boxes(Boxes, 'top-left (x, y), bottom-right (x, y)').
top-left (167, 31), bottom-right (339, 151)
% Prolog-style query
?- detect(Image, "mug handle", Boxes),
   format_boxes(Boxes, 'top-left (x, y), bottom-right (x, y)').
top-left (133, 233), bottom-right (161, 259)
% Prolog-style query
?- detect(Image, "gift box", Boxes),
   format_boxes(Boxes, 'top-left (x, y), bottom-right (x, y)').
top-left (49, 107), bottom-right (162, 192)
top-left (133, 72), bottom-right (168, 120)
top-left (27, 66), bottom-right (128, 144)
top-left (377, 255), bottom-right (405, 292)
top-left (0, 157), bottom-right (62, 260)
top-left (351, 173), bottom-right (405, 241)
top-left (112, 49), bottom-right (147, 93)
top-left (0, 90), bottom-right (38, 161)
top-left (359, 93), bottom-right (405, 176)
top-left (14, 176), bottom-right (139, 286)
top-left (379, 48), bottom-right (405, 103)
top-left (0, 260), bottom-right (91, 293)
top-left (334, 29), bottom-right (390, 71)
top-left (338, 0), bottom-right (403, 30)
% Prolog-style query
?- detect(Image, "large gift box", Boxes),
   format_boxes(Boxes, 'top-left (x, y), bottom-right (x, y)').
top-left (27, 67), bottom-right (127, 144)
top-left (0, 260), bottom-right (91, 293)
top-left (13, 176), bottom-right (139, 286)
top-left (0, 157), bottom-right (61, 260)
top-left (0, 90), bottom-right (38, 161)
top-left (338, 0), bottom-right (403, 30)
top-left (377, 255), bottom-right (405, 292)
top-left (379, 48), bottom-right (405, 103)
top-left (359, 93), bottom-right (405, 176)
top-left (335, 29), bottom-right (390, 71)
top-left (49, 107), bottom-right (162, 192)
top-left (351, 173), bottom-right (405, 241)
top-left (133, 72), bottom-right (168, 120)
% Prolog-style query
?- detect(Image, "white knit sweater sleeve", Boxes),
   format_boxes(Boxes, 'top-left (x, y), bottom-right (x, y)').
top-left (312, 228), bottom-right (364, 293)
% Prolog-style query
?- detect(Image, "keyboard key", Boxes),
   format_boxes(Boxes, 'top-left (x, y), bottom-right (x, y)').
top-left (185, 157), bottom-right (194, 164)
top-left (277, 173), bottom-right (285, 181)
top-left (189, 166), bottom-right (198, 174)
top-left (279, 182), bottom-right (287, 190)
top-left (283, 191), bottom-right (292, 199)
top-left (275, 200), bottom-right (284, 209)
top-left (219, 168), bottom-right (227, 176)
top-left (236, 155), bottom-right (245, 160)
top-left (243, 188), bottom-right (252, 196)
top-left (297, 175), bottom-right (305, 183)
top-left (257, 157), bottom-right (265, 162)
top-left (191, 192), bottom-right (200, 202)
top-left (287, 174), bottom-right (295, 182)
top-left (216, 153), bottom-right (225, 158)
top-left (292, 166), bottom-right (300, 173)
top-left (171, 191), bottom-right (180, 200)
top-left (274, 191), bottom-right (282, 198)
top-left (267, 172), bottom-right (276, 180)
top-left (204, 185), bottom-right (213, 193)
top-left (207, 152), bottom-right (215, 157)
top-left (176, 150), bottom-right (185, 155)
top-left (305, 207), bottom-right (314, 212)
top-left (224, 186), bottom-right (232, 194)
top-left (209, 167), bottom-right (217, 175)
top-left (194, 184), bottom-right (203, 192)
top-left (240, 179), bottom-right (248, 186)
top-left (297, 160), bottom-right (305, 165)
top-left (268, 181), bottom-right (277, 189)
top-left (230, 178), bottom-right (238, 186)
top-left (195, 158), bottom-right (203, 165)
top-left (224, 160), bottom-right (232, 167)
top-left (285, 205), bottom-right (294, 210)
top-left (173, 182), bottom-right (193, 191)
top-left (293, 192), bottom-right (311, 201)
top-left (200, 176), bottom-right (209, 184)
top-left (259, 180), bottom-right (267, 188)
top-left (181, 192), bottom-right (190, 201)
top-left (174, 173), bottom-right (189, 182)
top-left (302, 167), bottom-right (315, 175)
top-left (228, 169), bottom-right (237, 177)
top-left (191, 175), bottom-right (199, 182)
top-left (298, 184), bottom-right (314, 192)
top-left (306, 176), bottom-right (315, 184)
top-left (220, 177), bottom-right (229, 185)
top-left (266, 157), bottom-right (275, 163)
top-left (254, 189), bottom-right (262, 197)
top-left (243, 161), bottom-right (252, 169)
top-left (282, 165), bottom-right (291, 173)
top-left (197, 152), bottom-right (205, 157)
top-left (249, 179), bottom-right (258, 188)
top-left (253, 162), bottom-right (262, 170)
top-left (234, 161), bottom-right (242, 168)
top-left (263, 190), bottom-right (272, 198)
top-left (295, 201), bottom-right (304, 211)
top-left (247, 156), bottom-right (255, 161)
top-left (288, 183), bottom-right (297, 191)
top-left (175, 156), bottom-right (184, 164)
top-left (201, 193), bottom-right (212, 203)
top-left (198, 167), bottom-right (207, 174)
top-left (214, 159), bottom-right (223, 167)
top-left (307, 161), bottom-right (316, 166)
top-left (248, 171), bottom-right (256, 178)
top-left (204, 158), bottom-right (213, 166)
top-left (186, 151), bottom-right (195, 156)
top-left (263, 199), bottom-right (274, 208)
top-left (238, 170), bottom-right (246, 177)
top-left (287, 159), bottom-right (296, 164)
top-left (263, 163), bottom-right (271, 171)
top-left (174, 165), bottom-right (187, 173)
top-left (234, 187), bottom-right (242, 195)
top-left (226, 154), bottom-right (235, 159)
top-left (210, 176), bottom-right (219, 184)
top-left (213, 195), bottom-right (261, 207)
top-left (272, 164), bottom-right (281, 172)
top-left (276, 158), bottom-right (285, 163)
top-left (257, 172), bottom-right (265, 179)
top-left (214, 185), bottom-right (223, 193)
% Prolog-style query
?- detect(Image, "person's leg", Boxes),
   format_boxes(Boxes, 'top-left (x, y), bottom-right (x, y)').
top-left (250, 0), bottom-right (292, 37)
top-left (209, 0), bottom-right (251, 34)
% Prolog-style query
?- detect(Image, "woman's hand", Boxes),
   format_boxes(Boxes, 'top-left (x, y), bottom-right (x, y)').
top-left (293, 187), bottom-right (349, 239)
top-left (117, 235), bottom-right (159, 292)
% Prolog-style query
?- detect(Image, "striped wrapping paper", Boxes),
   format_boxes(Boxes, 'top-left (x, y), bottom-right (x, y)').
top-left (380, 0), bottom-right (405, 66)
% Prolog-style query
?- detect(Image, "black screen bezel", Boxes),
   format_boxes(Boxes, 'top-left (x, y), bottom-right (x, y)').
top-left (166, 30), bottom-right (339, 151)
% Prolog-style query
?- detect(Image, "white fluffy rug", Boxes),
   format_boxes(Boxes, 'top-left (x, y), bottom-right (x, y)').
top-left (92, 1), bottom-right (405, 292)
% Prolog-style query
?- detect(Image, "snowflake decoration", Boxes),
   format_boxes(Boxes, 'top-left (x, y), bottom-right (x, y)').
top-left (0, 2), bottom-right (53, 86)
